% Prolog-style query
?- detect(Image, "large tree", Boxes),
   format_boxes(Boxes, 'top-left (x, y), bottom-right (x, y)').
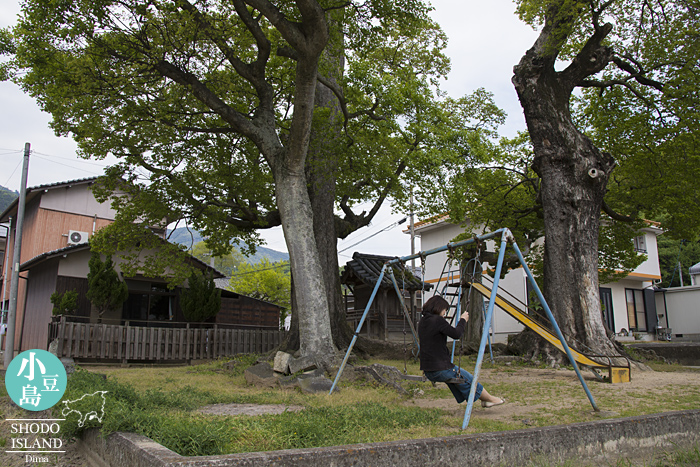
top-left (11, 0), bottom-right (338, 366)
top-left (507, 0), bottom-right (699, 360)
top-left (415, 1), bottom-right (700, 361)
top-left (7, 0), bottom-right (501, 364)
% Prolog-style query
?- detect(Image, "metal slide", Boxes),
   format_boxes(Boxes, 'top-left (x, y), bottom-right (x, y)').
top-left (470, 282), bottom-right (631, 383)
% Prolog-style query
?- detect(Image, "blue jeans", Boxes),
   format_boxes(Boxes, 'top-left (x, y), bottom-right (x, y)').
top-left (424, 365), bottom-right (483, 404)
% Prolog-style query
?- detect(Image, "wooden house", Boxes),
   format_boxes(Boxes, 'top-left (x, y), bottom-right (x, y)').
top-left (0, 177), bottom-right (281, 359)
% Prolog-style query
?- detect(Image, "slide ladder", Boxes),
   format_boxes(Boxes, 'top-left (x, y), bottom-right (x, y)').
top-left (470, 282), bottom-right (631, 383)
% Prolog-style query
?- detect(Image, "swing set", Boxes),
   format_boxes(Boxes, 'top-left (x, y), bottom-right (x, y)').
top-left (330, 228), bottom-right (630, 430)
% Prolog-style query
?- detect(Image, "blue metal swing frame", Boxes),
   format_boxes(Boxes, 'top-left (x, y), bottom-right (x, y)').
top-left (329, 228), bottom-right (599, 430)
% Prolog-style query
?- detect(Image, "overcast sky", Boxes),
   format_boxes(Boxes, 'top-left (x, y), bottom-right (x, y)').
top-left (0, 0), bottom-right (538, 262)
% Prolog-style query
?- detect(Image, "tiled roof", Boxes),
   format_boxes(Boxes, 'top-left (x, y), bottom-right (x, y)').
top-left (26, 177), bottom-right (100, 191)
top-left (403, 213), bottom-right (451, 233)
top-left (19, 236), bottom-right (225, 279)
top-left (20, 243), bottom-right (90, 271)
top-left (341, 252), bottom-right (431, 291)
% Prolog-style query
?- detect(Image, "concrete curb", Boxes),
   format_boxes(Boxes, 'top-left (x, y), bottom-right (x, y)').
top-left (80, 409), bottom-right (700, 467)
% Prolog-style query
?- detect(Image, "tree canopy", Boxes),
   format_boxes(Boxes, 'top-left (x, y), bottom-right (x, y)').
top-left (5, 0), bottom-right (504, 364)
top-left (190, 240), bottom-right (246, 276)
top-left (86, 250), bottom-right (129, 317)
top-left (180, 270), bottom-right (221, 322)
top-left (412, 0), bottom-right (700, 361)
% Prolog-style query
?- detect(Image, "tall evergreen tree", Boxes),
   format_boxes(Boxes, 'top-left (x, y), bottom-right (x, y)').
top-left (86, 250), bottom-right (129, 318)
top-left (180, 271), bottom-right (221, 322)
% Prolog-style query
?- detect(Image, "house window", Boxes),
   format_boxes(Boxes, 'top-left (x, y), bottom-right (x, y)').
top-left (633, 235), bottom-right (647, 253)
top-left (625, 288), bottom-right (647, 332)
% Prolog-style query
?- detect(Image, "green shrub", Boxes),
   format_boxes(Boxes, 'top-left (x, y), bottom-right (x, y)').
top-left (50, 289), bottom-right (78, 316)
top-left (180, 271), bottom-right (221, 321)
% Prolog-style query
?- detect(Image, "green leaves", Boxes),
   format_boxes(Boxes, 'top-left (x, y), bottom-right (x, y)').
top-left (50, 289), bottom-right (79, 316)
top-left (86, 249), bottom-right (129, 316)
top-left (229, 259), bottom-right (290, 325)
top-left (180, 270), bottom-right (221, 322)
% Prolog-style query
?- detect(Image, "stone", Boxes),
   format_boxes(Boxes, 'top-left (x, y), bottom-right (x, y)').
top-left (354, 364), bottom-right (409, 395)
top-left (60, 357), bottom-right (75, 377)
top-left (298, 376), bottom-right (334, 394)
top-left (273, 351), bottom-right (293, 375)
top-left (278, 368), bottom-right (325, 389)
top-left (244, 362), bottom-right (278, 388)
top-left (289, 355), bottom-right (318, 374)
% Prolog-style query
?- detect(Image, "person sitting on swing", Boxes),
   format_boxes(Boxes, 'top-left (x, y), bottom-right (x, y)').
top-left (419, 295), bottom-right (505, 408)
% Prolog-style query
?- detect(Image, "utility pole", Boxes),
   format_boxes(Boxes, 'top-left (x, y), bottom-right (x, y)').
top-left (4, 143), bottom-right (30, 368)
top-left (679, 261), bottom-right (684, 287)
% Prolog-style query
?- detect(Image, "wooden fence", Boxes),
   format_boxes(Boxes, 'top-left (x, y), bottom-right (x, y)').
top-left (48, 318), bottom-right (287, 362)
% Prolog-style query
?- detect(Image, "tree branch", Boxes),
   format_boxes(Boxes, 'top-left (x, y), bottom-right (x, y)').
top-left (602, 200), bottom-right (636, 223)
top-left (152, 60), bottom-right (260, 139)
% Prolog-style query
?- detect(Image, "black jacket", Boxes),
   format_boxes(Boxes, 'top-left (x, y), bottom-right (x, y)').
top-left (418, 312), bottom-right (466, 372)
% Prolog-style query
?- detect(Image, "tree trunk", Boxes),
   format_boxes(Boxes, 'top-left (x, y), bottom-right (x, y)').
top-left (274, 167), bottom-right (336, 366)
top-left (512, 32), bottom-right (619, 362)
top-left (462, 261), bottom-right (485, 353)
top-left (280, 14), bottom-right (353, 354)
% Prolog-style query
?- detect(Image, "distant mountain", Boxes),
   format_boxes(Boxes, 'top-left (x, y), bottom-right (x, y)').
top-left (167, 227), bottom-right (289, 265)
top-left (0, 185), bottom-right (19, 214)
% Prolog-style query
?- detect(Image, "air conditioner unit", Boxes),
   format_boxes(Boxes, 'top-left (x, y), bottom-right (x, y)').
top-left (67, 230), bottom-right (89, 245)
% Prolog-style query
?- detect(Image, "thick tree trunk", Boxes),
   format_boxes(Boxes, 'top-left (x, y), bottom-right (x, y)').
top-left (280, 16), bottom-right (352, 353)
top-left (274, 168), bottom-right (336, 366)
top-left (512, 31), bottom-right (619, 362)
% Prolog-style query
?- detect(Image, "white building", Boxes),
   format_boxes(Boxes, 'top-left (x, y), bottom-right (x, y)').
top-left (410, 216), bottom-right (663, 343)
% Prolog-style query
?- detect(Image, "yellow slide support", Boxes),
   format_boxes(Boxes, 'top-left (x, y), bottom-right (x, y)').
top-left (470, 282), bottom-right (630, 383)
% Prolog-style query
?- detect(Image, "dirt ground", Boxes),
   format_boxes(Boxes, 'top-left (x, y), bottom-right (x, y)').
top-left (406, 366), bottom-right (699, 421)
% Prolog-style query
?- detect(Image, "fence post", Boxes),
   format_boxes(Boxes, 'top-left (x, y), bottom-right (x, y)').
top-left (57, 315), bottom-right (66, 358)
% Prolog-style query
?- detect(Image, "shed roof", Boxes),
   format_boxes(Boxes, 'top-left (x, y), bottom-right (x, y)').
top-left (690, 262), bottom-right (700, 275)
top-left (341, 252), bottom-right (431, 291)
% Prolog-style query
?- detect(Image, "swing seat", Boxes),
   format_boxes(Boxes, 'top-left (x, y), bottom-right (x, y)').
top-left (400, 374), bottom-right (427, 382)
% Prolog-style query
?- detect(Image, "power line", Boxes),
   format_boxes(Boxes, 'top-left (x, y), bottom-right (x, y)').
top-left (31, 154), bottom-right (105, 175)
top-left (337, 217), bottom-right (407, 253)
top-left (228, 261), bottom-right (290, 277)
top-left (2, 158), bottom-right (22, 187)
top-left (32, 151), bottom-right (110, 167)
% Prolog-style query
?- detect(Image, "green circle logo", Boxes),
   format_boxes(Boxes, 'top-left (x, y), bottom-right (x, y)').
top-left (5, 349), bottom-right (67, 411)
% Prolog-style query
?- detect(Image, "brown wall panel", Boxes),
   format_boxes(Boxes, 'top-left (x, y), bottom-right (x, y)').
top-left (21, 259), bottom-right (59, 351)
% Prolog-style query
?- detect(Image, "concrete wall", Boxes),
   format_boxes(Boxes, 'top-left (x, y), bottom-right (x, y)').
top-left (632, 228), bottom-right (662, 279)
top-left (80, 410), bottom-right (700, 467)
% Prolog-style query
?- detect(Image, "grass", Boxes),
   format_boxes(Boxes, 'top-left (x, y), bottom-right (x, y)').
top-left (4, 354), bottom-right (698, 460)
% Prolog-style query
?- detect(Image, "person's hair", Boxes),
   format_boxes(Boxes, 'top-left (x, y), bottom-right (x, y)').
top-left (422, 295), bottom-right (449, 315)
